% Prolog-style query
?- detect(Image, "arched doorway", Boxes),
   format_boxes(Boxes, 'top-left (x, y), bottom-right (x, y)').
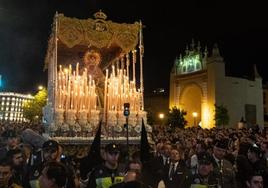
top-left (180, 84), bottom-right (202, 127)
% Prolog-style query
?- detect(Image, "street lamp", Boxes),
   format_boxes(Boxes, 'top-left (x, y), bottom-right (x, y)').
top-left (192, 112), bottom-right (198, 126)
top-left (38, 85), bottom-right (44, 90)
top-left (159, 113), bottom-right (165, 127)
top-left (159, 113), bottom-right (164, 120)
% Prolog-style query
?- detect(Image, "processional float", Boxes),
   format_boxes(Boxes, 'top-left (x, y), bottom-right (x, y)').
top-left (43, 10), bottom-right (151, 139)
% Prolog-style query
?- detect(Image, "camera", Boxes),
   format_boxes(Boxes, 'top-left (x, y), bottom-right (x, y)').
top-left (61, 154), bottom-right (66, 159)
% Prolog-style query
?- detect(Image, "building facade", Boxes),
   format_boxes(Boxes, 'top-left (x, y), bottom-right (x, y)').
top-left (0, 92), bottom-right (34, 123)
top-left (169, 41), bottom-right (264, 128)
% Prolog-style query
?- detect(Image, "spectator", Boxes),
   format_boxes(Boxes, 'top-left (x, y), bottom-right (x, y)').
top-left (246, 172), bottom-right (264, 188)
top-left (38, 161), bottom-right (68, 188)
top-left (6, 148), bottom-right (28, 187)
top-left (0, 129), bottom-right (20, 161)
top-left (190, 152), bottom-right (219, 187)
top-left (0, 158), bottom-right (22, 188)
top-left (87, 143), bottom-right (124, 188)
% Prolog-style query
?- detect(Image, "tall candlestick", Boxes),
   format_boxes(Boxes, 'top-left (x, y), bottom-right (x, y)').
top-left (132, 50), bottom-right (136, 83)
top-left (139, 20), bottom-right (144, 110)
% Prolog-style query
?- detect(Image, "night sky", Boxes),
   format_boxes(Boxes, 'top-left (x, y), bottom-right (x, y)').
top-left (0, 0), bottom-right (268, 95)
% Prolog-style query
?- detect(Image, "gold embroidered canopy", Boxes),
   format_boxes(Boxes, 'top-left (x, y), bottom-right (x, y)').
top-left (45, 10), bottom-right (140, 69)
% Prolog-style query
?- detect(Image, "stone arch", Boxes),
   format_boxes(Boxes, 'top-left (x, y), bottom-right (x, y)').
top-left (179, 82), bottom-right (203, 127)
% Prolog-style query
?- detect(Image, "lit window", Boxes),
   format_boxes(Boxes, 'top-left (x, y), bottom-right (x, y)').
top-left (7, 98), bottom-right (10, 100)
top-left (1, 102), bottom-right (4, 105)
top-left (5, 107), bottom-right (9, 111)
top-left (12, 98), bottom-right (15, 101)
top-left (2, 97), bottom-right (5, 100)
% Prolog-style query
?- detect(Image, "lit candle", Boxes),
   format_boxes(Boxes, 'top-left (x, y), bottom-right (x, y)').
top-left (76, 62), bottom-right (79, 76)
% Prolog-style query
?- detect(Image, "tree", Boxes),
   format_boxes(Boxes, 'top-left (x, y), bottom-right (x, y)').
top-left (23, 88), bottom-right (48, 123)
top-left (214, 104), bottom-right (229, 128)
top-left (167, 106), bottom-right (187, 129)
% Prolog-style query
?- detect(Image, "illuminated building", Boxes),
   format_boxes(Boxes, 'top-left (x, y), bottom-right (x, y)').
top-left (0, 92), bottom-right (34, 122)
top-left (170, 40), bottom-right (264, 128)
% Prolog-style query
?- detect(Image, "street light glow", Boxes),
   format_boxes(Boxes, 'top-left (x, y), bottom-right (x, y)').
top-left (192, 112), bottom-right (198, 126)
top-left (192, 112), bottom-right (198, 117)
top-left (38, 85), bottom-right (43, 90)
top-left (159, 113), bottom-right (164, 119)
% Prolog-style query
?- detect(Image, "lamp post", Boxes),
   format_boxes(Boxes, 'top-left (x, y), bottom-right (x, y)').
top-left (159, 113), bottom-right (164, 127)
top-left (123, 103), bottom-right (130, 161)
top-left (192, 112), bottom-right (198, 127)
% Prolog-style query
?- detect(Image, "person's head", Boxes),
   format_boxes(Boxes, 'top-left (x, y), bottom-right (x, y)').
top-left (163, 143), bottom-right (172, 157)
top-left (156, 142), bottom-right (164, 155)
top-left (124, 170), bottom-right (138, 182)
top-left (0, 159), bottom-right (12, 188)
top-left (42, 140), bottom-right (60, 162)
top-left (197, 152), bottom-right (213, 177)
top-left (247, 135), bottom-right (257, 144)
top-left (247, 144), bottom-right (263, 163)
top-left (38, 161), bottom-right (67, 188)
top-left (170, 148), bottom-right (180, 163)
top-left (6, 148), bottom-right (24, 170)
top-left (126, 160), bottom-right (142, 173)
top-left (83, 49), bottom-right (101, 66)
top-left (2, 129), bottom-right (19, 149)
top-left (260, 141), bottom-right (268, 153)
top-left (213, 139), bottom-right (228, 160)
top-left (196, 141), bottom-right (206, 154)
top-left (246, 173), bottom-right (263, 188)
top-left (104, 143), bottom-right (120, 169)
top-left (238, 142), bottom-right (251, 156)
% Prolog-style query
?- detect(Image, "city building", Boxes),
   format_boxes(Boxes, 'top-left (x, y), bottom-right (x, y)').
top-left (169, 40), bottom-right (264, 128)
top-left (0, 92), bottom-right (34, 123)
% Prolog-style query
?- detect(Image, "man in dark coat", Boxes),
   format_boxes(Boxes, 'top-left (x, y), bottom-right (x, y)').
top-left (0, 130), bottom-right (20, 161)
top-left (191, 152), bottom-right (220, 188)
top-left (212, 139), bottom-right (237, 188)
top-left (247, 144), bottom-right (268, 187)
top-left (163, 147), bottom-right (191, 188)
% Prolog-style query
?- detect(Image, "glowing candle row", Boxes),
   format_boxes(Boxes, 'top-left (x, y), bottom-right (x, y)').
top-left (55, 63), bottom-right (97, 113)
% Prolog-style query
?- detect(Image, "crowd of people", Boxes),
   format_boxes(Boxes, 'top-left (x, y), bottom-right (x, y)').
top-left (0, 121), bottom-right (267, 188)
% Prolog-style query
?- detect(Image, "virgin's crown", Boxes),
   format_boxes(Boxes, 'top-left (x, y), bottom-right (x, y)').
top-left (94, 10), bottom-right (107, 20)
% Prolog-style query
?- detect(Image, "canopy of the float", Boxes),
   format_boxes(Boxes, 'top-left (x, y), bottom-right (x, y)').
top-left (44, 10), bottom-right (140, 70)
